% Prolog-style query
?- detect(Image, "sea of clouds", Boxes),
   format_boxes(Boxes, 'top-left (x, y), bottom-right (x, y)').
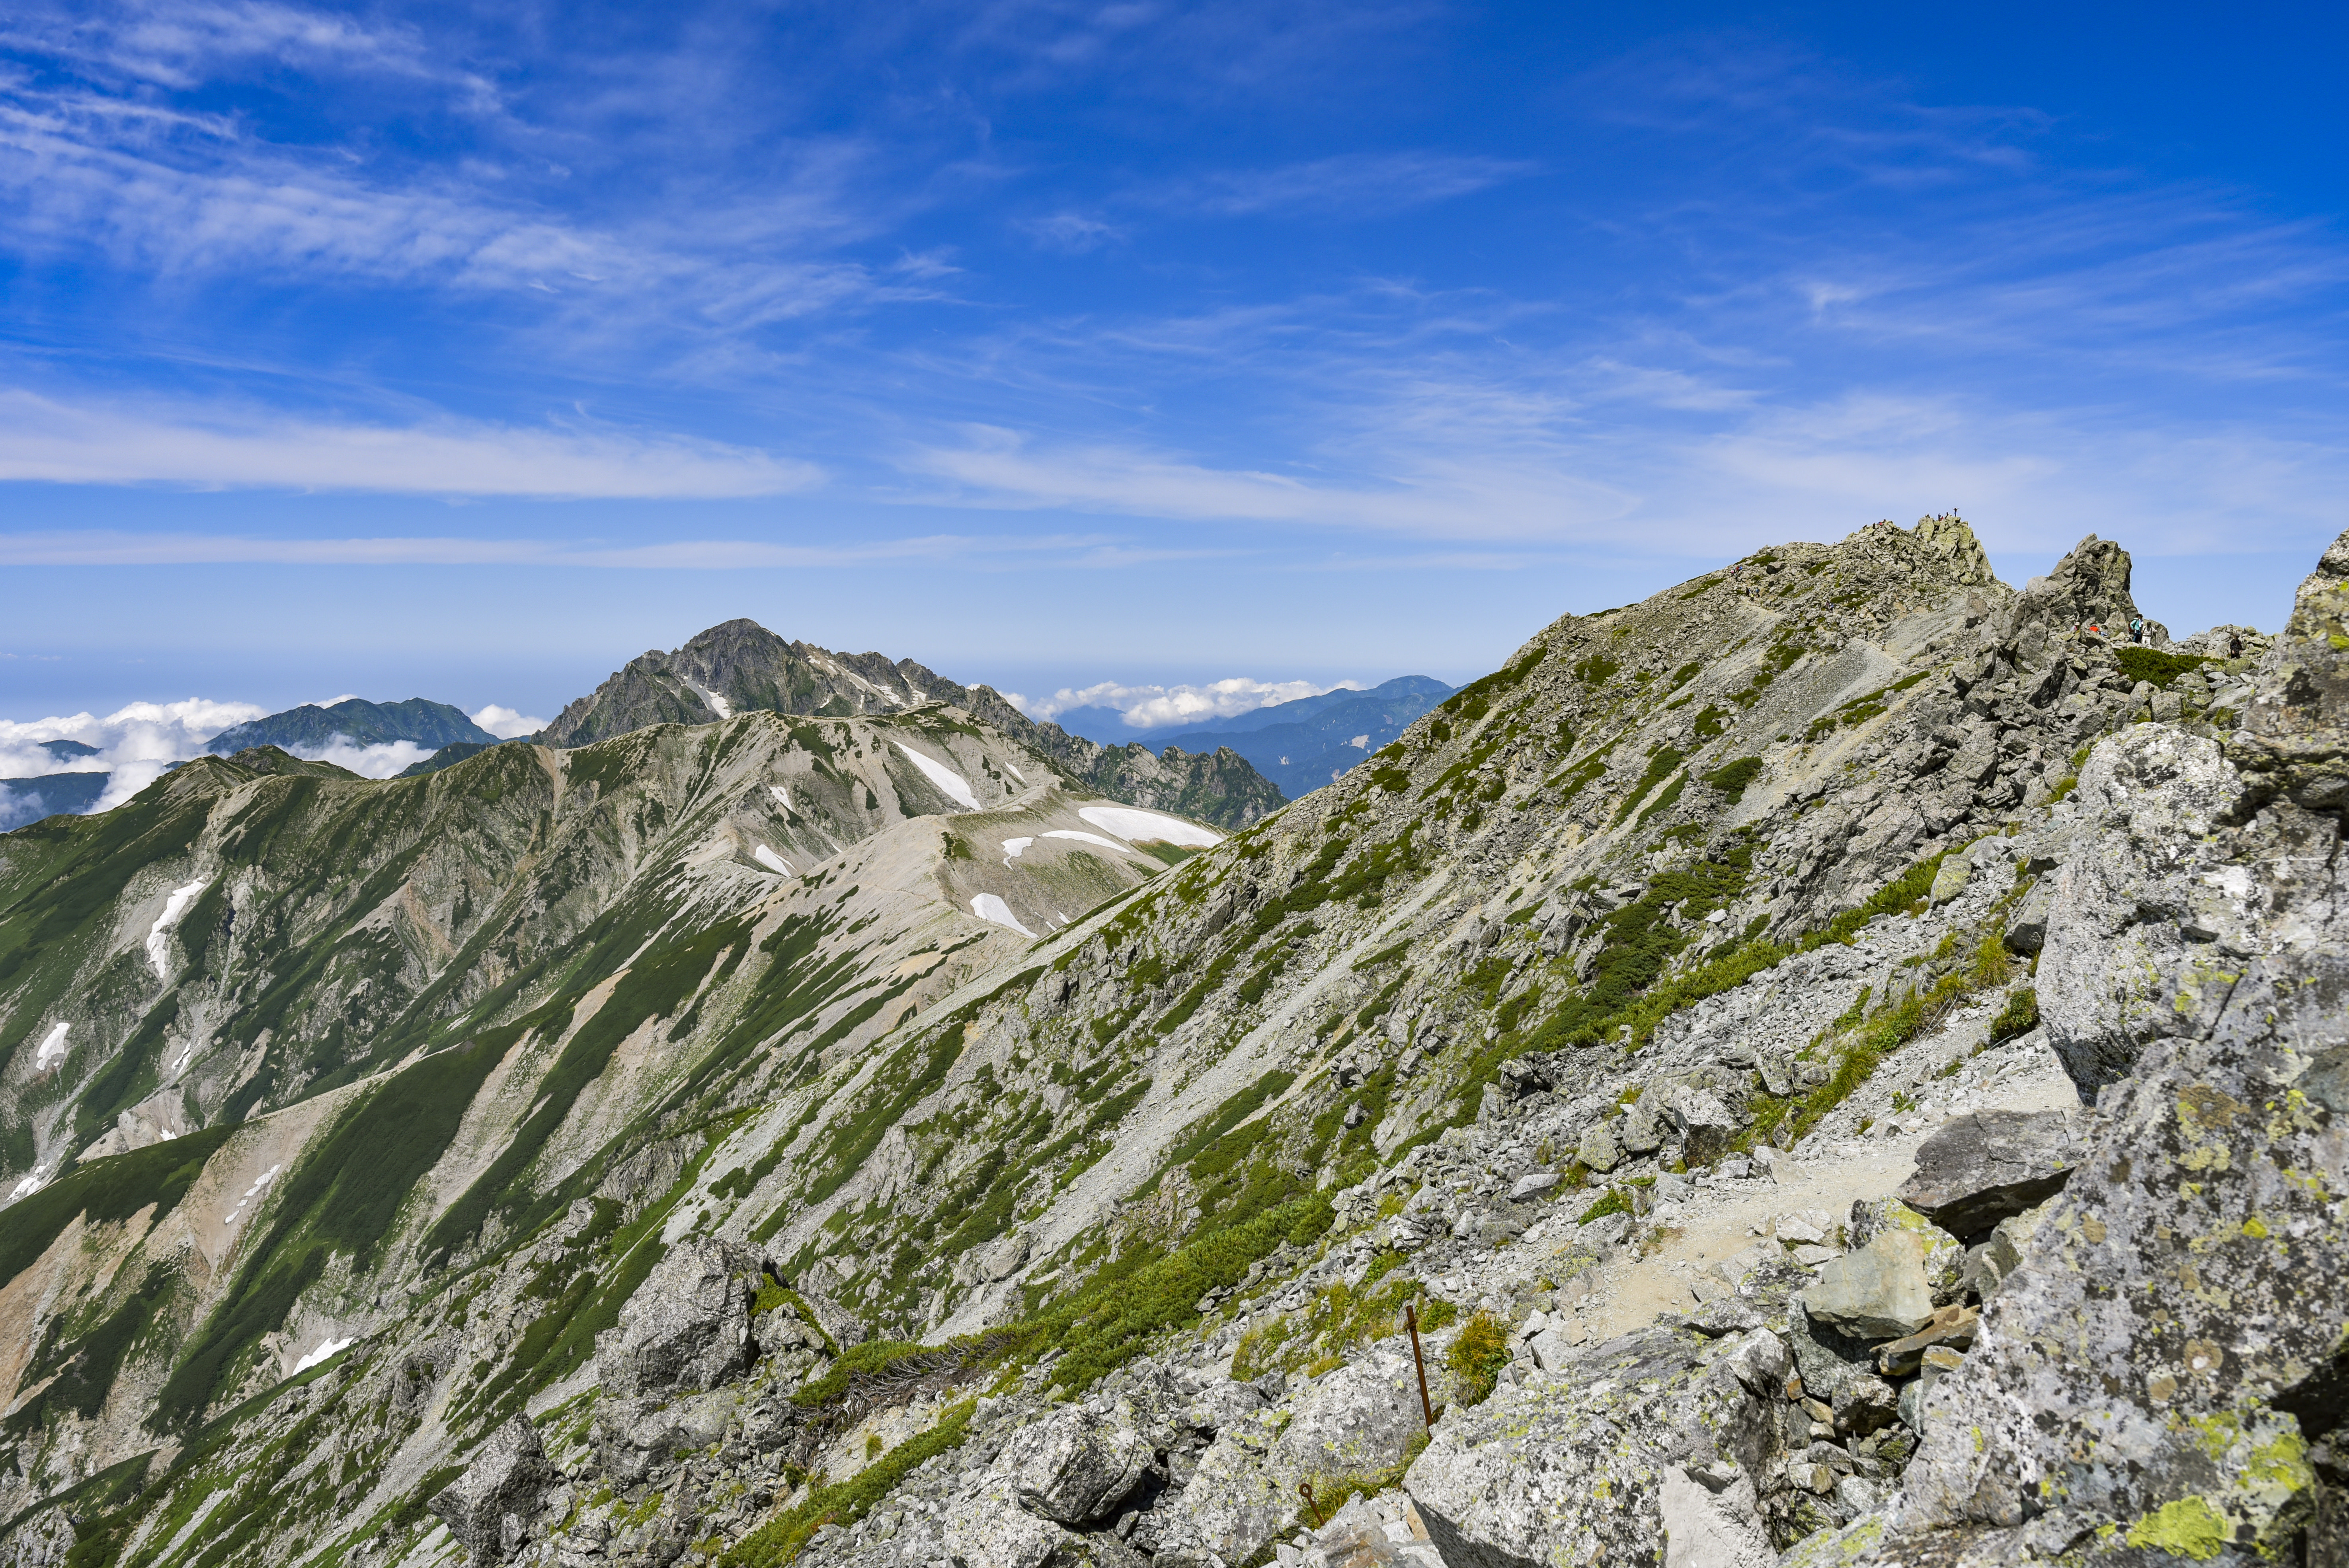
top-left (1009, 677), bottom-right (1362, 731)
top-left (0, 700), bottom-right (548, 829)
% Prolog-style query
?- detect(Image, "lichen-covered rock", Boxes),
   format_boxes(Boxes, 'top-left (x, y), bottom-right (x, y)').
top-left (595, 1235), bottom-right (760, 1400)
top-left (997, 1406), bottom-right (1153, 1527)
top-left (430, 1414), bottom-right (554, 1561)
top-left (1295, 1490), bottom-right (1448, 1568)
top-left (1403, 1325), bottom-right (1781, 1568)
top-left (1869, 647), bottom-right (2349, 1562)
top-left (1897, 1110), bottom-right (2075, 1241)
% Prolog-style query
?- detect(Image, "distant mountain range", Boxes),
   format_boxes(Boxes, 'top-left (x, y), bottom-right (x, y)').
top-left (201, 698), bottom-right (495, 755)
top-left (0, 622), bottom-right (1291, 832)
top-left (1144, 675), bottom-right (1453, 798)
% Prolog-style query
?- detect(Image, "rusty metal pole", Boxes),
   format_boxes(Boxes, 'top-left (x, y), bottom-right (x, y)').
top-left (1406, 1303), bottom-right (1437, 1430)
top-left (1299, 1480), bottom-right (1324, 1527)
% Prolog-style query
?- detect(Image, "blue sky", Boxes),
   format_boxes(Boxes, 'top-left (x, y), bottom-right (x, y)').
top-left (2, 0), bottom-right (2346, 737)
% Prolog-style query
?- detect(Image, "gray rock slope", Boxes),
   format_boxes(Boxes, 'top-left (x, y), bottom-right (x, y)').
top-left (3, 515), bottom-right (2338, 1568)
top-left (535, 619), bottom-right (1286, 830)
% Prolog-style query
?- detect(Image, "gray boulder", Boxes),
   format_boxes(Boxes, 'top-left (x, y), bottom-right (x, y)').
top-left (594, 1235), bottom-right (759, 1400)
top-left (1897, 1110), bottom-right (2075, 1241)
top-left (1660, 1084), bottom-right (1737, 1166)
top-left (429, 1414), bottom-right (553, 1561)
top-left (999, 1406), bottom-right (1153, 1526)
top-left (1800, 1231), bottom-right (1934, 1342)
top-left (1660, 1466), bottom-right (1775, 1568)
top-left (1578, 1118), bottom-right (1624, 1173)
top-left (1404, 1326), bottom-right (1781, 1568)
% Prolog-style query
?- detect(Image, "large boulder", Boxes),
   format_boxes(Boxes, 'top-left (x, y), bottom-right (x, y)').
top-left (594, 1235), bottom-right (760, 1400)
top-left (1661, 1465), bottom-right (1776, 1568)
top-left (429, 1415), bottom-right (554, 1561)
top-left (1898, 1110), bottom-right (2076, 1241)
top-left (1800, 1231), bottom-right (1934, 1342)
top-left (998, 1406), bottom-right (1154, 1527)
top-left (1403, 1326), bottom-right (1782, 1567)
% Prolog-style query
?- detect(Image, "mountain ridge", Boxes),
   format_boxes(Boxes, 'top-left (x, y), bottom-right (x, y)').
top-left (1, 515), bottom-right (2341, 1568)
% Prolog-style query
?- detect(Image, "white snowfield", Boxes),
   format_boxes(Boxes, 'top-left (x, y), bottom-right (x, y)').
top-left (1043, 829), bottom-right (1131, 854)
top-left (8, 1162), bottom-right (53, 1202)
top-left (290, 1336), bottom-right (355, 1375)
top-left (145, 880), bottom-right (209, 979)
top-left (33, 1022), bottom-right (69, 1072)
top-left (753, 845), bottom-right (794, 876)
top-left (689, 682), bottom-right (734, 719)
top-left (1001, 837), bottom-right (1034, 866)
top-left (769, 785), bottom-right (792, 811)
top-left (969, 893), bottom-right (1036, 938)
top-left (1076, 806), bottom-right (1220, 847)
top-left (895, 744), bottom-right (980, 811)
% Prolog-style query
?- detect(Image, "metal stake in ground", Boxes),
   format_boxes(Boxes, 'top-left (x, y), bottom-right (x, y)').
top-left (1299, 1481), bottom-right (1324, 1527)
top-left (1406, 1303), bottom-right (1442, 1429)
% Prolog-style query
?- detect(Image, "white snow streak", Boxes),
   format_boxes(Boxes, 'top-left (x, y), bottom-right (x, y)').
top-left (290, 1337), bottom-right (355, 1374)
top-left (8, 1163), bottom-right (53, 1202)
top-left (224, 1163), bottom-right (281, 1227)
top-left (1043, 830), bottom-right (1131, 854)
top-left (969, 893), bottom-right (1036, 937)
top-left (1001, 837), bottom-right (1034, 866)
top-left (1348, 733), bottom-right (1370, 749)
top-left (33, 1022), bottom-right (69, 1071)
top-left (146, 879), bottom-right (209, 978)
top-left (1077, 807), bottom-right (1220, 846)
top-left (769, 784), bottom-right (792, 811)
top-left (689, 683), bottom-right (734, 719)
top-left (896, 744), bottom-right (980, 810)
top-left (1003, 762), bottom-right (1026, 784)
top-left (753, 845), bottom-right (794, 876)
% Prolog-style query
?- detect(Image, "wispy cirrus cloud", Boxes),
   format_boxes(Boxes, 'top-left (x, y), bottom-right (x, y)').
top-left (0, 388), bottom-right (821, 497)
top-left (1167, 150), bottom-right (1536, 218)
top-left (0, 527), bottom-right (1139, 568)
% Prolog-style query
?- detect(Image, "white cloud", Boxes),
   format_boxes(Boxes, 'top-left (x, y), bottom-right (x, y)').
top-left (1173, 152), bottom-right (1537, 219)
top-left (0, 389), bottom-right (821, 498)
top-left (1018, 677), bottom-right (1362, 730)
top-left (0, 697), bottom-right (267, 811)
top-left (470, 704), bottom-right (544, 739)
top-left (301, 737), bottom-right (435, 778)
top-left (0, 529), bottom-right (1114, 567)
top-left (1022, 212), bottom-right (1124, 252)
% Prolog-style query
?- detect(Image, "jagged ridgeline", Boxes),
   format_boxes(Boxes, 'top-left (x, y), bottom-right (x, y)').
top-left (5, 517), bottom-right (2322, 1568)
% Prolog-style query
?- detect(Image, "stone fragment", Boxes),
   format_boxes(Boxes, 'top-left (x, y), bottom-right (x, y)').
top-left (1577, 1119), bottom-right (1624, 1173)
top-left (1621, 1092), bottom-right (1666, 1155)
top-left (999, 1406), bottom-right (1154, 1526)
top-left (1898, 1110), bottom-right (2074, 1240)
top-left (1830, 1373), bottom-right (1899, 1437)
top-left (2002, 880), bottom-right (2050, 954)
top-left (1721, 1329), bottom-right (1791, 1399)
top-left (1800, 1232), bottom-right (1934, 1342)
top-left (431, 1414), bottom-right (554, 1561)
top-left (1660, 1085), bottom-right (1736, 1166)
top-left (1775, 1208), bottom-right (1832, 1246)
top-left (1874, 1305), bottom-right (1978, 1377)
top-left (1508, 1171), bottom-right (1559, 1202)
top-left (1927, 852), bottom-right (1973, 906)
top-left (593, 1235), bottom-right (758, 1399)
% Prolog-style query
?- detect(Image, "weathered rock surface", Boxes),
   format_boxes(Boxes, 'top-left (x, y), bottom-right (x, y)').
top-left (430, 1414), bottom-right (554, 1561)
top-left (1801, 1231), bottom-right (1935, 1342)
top-left (1404, 1326), bottom-right (1781, 1567)
top-left (998, 1406), bottom-right (1153, 1527)
top-left (594, 1235), bottom-right (760, 1400)
top-left (1897, 1110), bottom-right (2075, 1240)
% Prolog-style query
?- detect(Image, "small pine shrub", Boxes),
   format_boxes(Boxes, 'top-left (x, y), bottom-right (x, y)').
top-left (1445, 1312), bottom-right (1512, 1408)
top-left (1989, 987), bottom-right (2039, 1042)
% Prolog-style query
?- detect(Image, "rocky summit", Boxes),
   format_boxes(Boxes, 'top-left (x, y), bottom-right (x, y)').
top-left (0, 517), bottom-right (2342, 1568)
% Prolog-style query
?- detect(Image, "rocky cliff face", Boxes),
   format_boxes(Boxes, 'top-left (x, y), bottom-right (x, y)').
top-left (2, 517), bottom-right (2337, 1568)
top-left (534, 620), bottom-right (1286, 830)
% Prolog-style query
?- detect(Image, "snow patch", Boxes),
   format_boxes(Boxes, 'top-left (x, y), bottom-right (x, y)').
top-left (1001, 837), bottom-right (1034, 866)
top-left (769, 785), bottom-right (792, 812)
top-left (224, 1163), bottom-right (282, 1227)
top-left (1043, 830), bottom-right (1132, 854)
top-left (753, 845), bottom-right (794, 876)
top-left (33, 1022), bottom-right (69, 1071)
top-left (1003, 762), bottom-right (1026, 785)
top-left (969, 894), bottom-right (1036, 937)
top-left (8, 1162), bottom-right (54, 1203)
top-left (1348, 733), bottom-right (1370, 749)
top-left (896, 744), bottom-right (980, 810)
top-left (290, 1336), bottom-right (354, 1374)
top-left (146, 879), bottom-right (209, 978)
top-left (1076, 807), bottom-right (1220, 847)
top-left (687, 682), bottom-right (734, 720)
